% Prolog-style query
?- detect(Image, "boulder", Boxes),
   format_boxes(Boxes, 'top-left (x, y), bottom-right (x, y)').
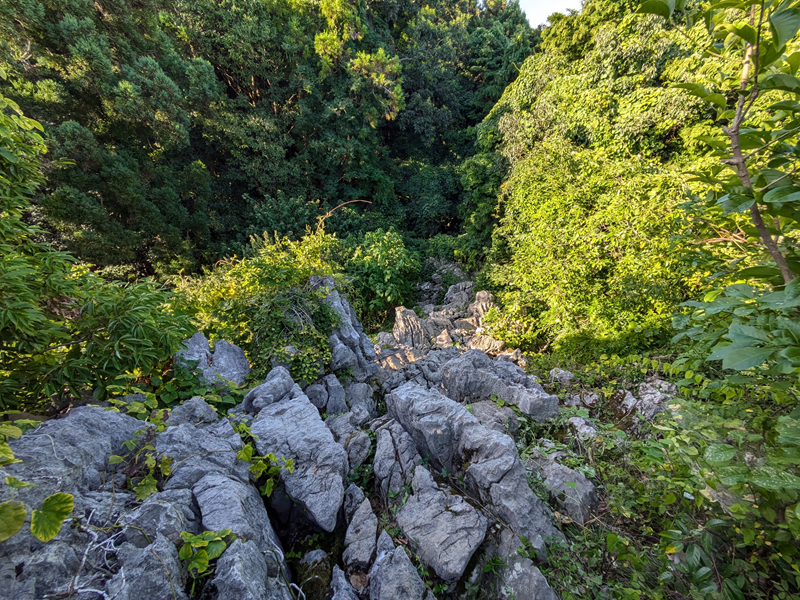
top-left (250, 394), bottom-right (348, 532)
top-left (635, 379), bottom-right (677, 421)
top-left (105, 533), bottom-right (188, 600)
top-left (192, 473), bottom-right (286, 574)
top-left (393, 307), bottom-right (430, 350)
top-left (343, 498), bottom-right (378, 570)
top-left (324, 374), bottom-right (349, 415)
top-left (467, 290), bottom-right (496, 325)
top-left (241, 367), bottom-right (295, 414)
top-left (344, 483), bottom-right (366, 522)
top-left (175, 332), bottom-right (250, 386)
top-left (326, 412), bottom-right (372, 473)
top-left (330, 334), bottom-right (359, 372)
top-left (440, 350), bottom-right (559, 422)
top-left (528, 452), bottom-right (597, 525)
top-left (396, 466), bottom-right (487, 583)
top-left (498, 555), bottom-right (558, 600)
top-left (346, 382), bottom-right (376, 424)
top-left (305, 383), bottom-right (328, 410)
top-left (467, 334), bottom-right (506, 354)
top-left (373, 419), bottom-right (421, 503)
top-left (569, 416), bottom-right (598, 441)
top-left (331, 565), bottom-right (359, 600)
top-left (470, 400), bottom-right (519, 437)
top-left (368, 535), bottom-right (428, 600)
top-left (209, 539), bottom-right (293, 600)
top-left (120, 488), bottom-right (200, 548)
top-left (165, 396), bottom-right (219, 427)
top-left (387, 383), bottom-right (561, 553)
top-left (157, 418), bottom-right (248, 490)
top-left (549, 368), bottom-right (575, 385)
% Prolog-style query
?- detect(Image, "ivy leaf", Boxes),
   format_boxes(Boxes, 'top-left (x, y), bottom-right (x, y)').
top-left (704, 444), bottom-right (737, 464)
top-left (188, 548), bottom-right (209, 574)
top-left (206, 539), bottom-right (227, 560)
top-left (4, 476), bottom-right (36, 489)
top-left (30, 492), bottom-right (74, 542)
top-left (134, 473), bottom-right (158, 501)
top-left (0, 500), bottom-right (26, 542)
top-left (178, 542), bottom-right (193, 561)
top-left (0, 423), bottom-right (23, 439)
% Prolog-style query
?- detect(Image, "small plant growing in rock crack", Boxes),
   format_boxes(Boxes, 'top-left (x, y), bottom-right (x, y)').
top-left (109, 427), bottom-right (173, 501)
top-left (0, 420), bottom-right (75, 543)
top-left (179, 529), bottom-right (236, 592)
top-left (234, 422), bottom-right (293, 497)
top-left (483, 555), bottom-right (506, 575)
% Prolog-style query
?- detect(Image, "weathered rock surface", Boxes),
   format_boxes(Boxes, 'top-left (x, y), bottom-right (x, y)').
top-left (105, 533), bottom-right (188, 600)
top-left (120, 488), bottom-right (200, 548)
top-left (393, 306), bottom-right (430, 350)
top-left (528, 452), bottom-right (597, 525)
top-left (325, 374), bottom-right (349, 415)
top-left (176, 332), bottom-right (250, 386)
top-left (343, 497), bottom-right (378, 570)
top-left (209, 539), bottom-right (293, 600)
top-left (470, 400), bottom-right (519, 436)
top-left (346, 382), bottom-right (375, 424)
top-left (440, 350), bottom-right (559, 421)
top-left (373, 418), bottom-right (421, 503)
top-left (388, 382), bottom-right (561, 552)
top-left (569, 416), bottom-right (598, 441)
top-left (241, 366), bottom-right (296, 413)
top-left (193, 473), bottom-right (286, 574)
top-left (326, 412), bottom-right (372, 472)
top-left (368, 533), bottom-right (429, 600)
top-left (396, 466), bottom-right (487, 582)
top-left (499, 555), bottom-right (559, 600)
top-left (250, 394), bottom-right (348, 531)
top-left (331, 565), bottom-right (360, 600)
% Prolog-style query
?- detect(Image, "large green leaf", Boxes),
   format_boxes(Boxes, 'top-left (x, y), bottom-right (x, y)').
top-left (727, 323), bottom-right (771, 343)
top-left (749, 467), bottom-right (800, 491)
top-left (707, 345), bottom-right (776, 370)
top-left (30, 492), bottom-right (74, 542)
top-left (763, 185), bottom-right (800, 203)
top-left (0, 501), bottom-right (26, 542)
top-left (770, 7), bottom-right (800, 50)
top-left (704, 444), bottom-right (737, 464)
top-left (638, 0), bottom-right (675, 18)
top-left (760, 73), bottom-right (800, 94)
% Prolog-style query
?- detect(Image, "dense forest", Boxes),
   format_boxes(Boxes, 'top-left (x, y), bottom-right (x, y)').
top-left (4, 0), bottom-right (800, 599)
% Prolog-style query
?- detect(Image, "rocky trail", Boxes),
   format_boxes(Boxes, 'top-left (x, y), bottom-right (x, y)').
top-left (1, 275), bottom-right (678, 600)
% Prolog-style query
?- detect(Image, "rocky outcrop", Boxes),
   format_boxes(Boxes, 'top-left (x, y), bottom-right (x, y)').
top-left (175, 332), bottom-right (250, 386)
top-left (440, 350), bottom-right (559, 421)
top-left (105, 533), bottom-right (188, 600)
top-left (209, 540), bottom-right (293, 600)
top-left (368, 532), bottom-right (430, 600)
top-left (528, 451), bottom-right (597, 525)
top-left (372, 418), bottom-right (421, 503)
top-left (343, 496), bottom-right (378, 570)
top-left (250, 394), bottom-right (348, 532)
top-left (470, 400), bottom-right (519, 436)
top-left (387, 382), bottom-right (562, 553)
top-left (396, 466), bottom-right (487, 583)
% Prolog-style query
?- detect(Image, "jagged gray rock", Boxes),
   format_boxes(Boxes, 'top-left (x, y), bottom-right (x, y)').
top-left (569, 416), bottom-right (598, 441)
top-left (499, 555), bottom-right (559, 600)
top-left (344, 483), bottom-right (366, 522)
top-left (393, 306), bottom-right (430, 350)
top-left (250, 394), bottom-right (348, 532)
top-left (396, 466), bottom-right (487, 582)
top-left (440, 350), bottom-right (558, 422)
top-left (157, 418), bottom-right (248, 490)
top-left (373, 419), bottom-right (421, 503)
top-left (241, 366), bottom-right (295, 413)
top-left (470, 400), bottom-right (519, 437)
top-left (209, 539), bottom-right (293, 600)
top-left (467, 290), bottom-right (496, 325)
top-left (467, 334), bottom-right (506, 354)
top-left (175, 332), bottom-right (250, 386)
top-left (549, 368), bottom-right (575, 385)
top-left (326, 412), bottom-right (372, 473)
top-left (343, 498), bottom-right (378, 570)
top-left (165, 396), bottom-right (219, 427)
top-left (305, 383), bottom-right (328, 409)
top-left (368, 534), bottom-right (428, 600)
top-left (331, 565), bottom-right (359, 600)
top-left (528, 452), bottom-right (597, 525)
top-left (105, 533), bottom-right (188, 600)
top-left (120, 488), bottom-right (200, 548)
top-left (388, 383), bottom-right (561, 553)
top-left (193, 473), bottom-right (286, 575)
top-left (635, 379), bottom-right (677, 421)
top-left (325, 374), bottom-right (349, 415)
top-left (346, 382), bottom-right (375, 424)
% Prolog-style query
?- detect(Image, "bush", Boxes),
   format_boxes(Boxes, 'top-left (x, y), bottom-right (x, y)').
top-left (0, 90), bottom-right (191, 410)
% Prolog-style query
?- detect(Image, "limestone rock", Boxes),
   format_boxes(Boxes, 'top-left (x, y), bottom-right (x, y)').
top-left (325, 374), bottom-right (349, 415)
top-left (165, 396), bottom-right (219, 427)
top-left (528, 452), bottom-right (597, 525)
top-left (192, 473), bottom-right (286, 575)
top-left (175, 332), bottom-right (250, 387)
top-left (305, 383), bottom-right (328, 410)
top-left (120, 488), bottom-right (200, 548)
top-left (498, 555), bottom-right (558, 600)
top-left (331, 565), bottom-right (359, 600)
top-left (346, 382), bottom-right (375, 424)
top-left (368, 537), bottom-right (428, 600)
top-left (549, 368), bottom-right (575, 385)
top-left (396, 467), bottom-right (487, 583)
top-left (241, 367), bottom-right (295, 414)
top-left (569, 416), bottom-right (598, 441)
top-left (467, 290), bottom-right (496, 325)
top-left (388, 383), bottom-right (561, 553)
top-left (467, 334), bottom-right (506, 354)
top-left (250, 395), bottom-right (348, 532)
top-left (209, 539), bottom-right (293, 600)
top-left (393, 307), bottom-right (430, 350)
top-left (343, 498), bottom-right (378, 570)
top-left (105, 534), bottom-right (188, 600)
top-left (373, 419), bottom-right (421, 503)
top-left (470, 400), bottom-right (519, 437)
top-left (440, 350), bottom-right (559, 422)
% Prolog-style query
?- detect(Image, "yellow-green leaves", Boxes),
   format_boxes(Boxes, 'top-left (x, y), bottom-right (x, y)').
top-left (0, 501), bottom-right (26, 542)
top-left (769, 5), bottom-right (800, 50)
top-left (30, 493), bottom-right (74, 543)
top-left (179, 529), bottom-right (235, 577)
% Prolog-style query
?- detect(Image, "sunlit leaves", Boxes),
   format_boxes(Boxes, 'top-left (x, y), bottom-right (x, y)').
top-left (30, 493), bottom-right (74, 542)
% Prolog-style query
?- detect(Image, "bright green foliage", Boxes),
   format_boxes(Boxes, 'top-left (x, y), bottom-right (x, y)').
top-left (485, 142), bottom-right (691, 357)
top-left (0, 89), bottom-right (192, 410)
top-left (30, 492), bottom-right (74, 543)
top-left (344, 229), bottom-right (420, 322)
top-left (179, 529), bottom-right (236, 578)
top-left (0, 501), bottom-right (25, 542)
